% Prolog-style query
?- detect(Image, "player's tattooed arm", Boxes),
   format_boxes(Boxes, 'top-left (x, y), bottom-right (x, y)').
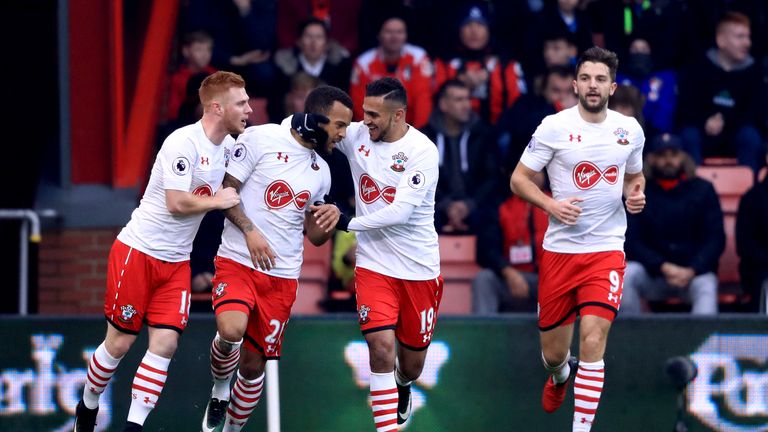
top-left (221, 173), bottom-right (277, 270)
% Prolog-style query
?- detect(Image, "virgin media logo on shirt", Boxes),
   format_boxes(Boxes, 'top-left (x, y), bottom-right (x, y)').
top-left (264, 180), bottom-right (310, 210)
top-left (192, 185), bottom-right (213, 196)
top-left (573, 161), bottom-right (619, 190)
top-left (360, 173), bottom-right (395, 204)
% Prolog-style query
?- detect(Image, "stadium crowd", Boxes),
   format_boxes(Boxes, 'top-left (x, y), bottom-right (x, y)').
top-left (161, 0), bottom-right (768, 315)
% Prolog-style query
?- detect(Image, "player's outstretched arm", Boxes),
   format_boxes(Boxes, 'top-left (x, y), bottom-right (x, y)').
top-left (623, 171), bottom-right (646, 214)
top-left (221, 173), bottom-right (277, 270)
top-left (165, 187), bottom-right (240, 215)
top-left (510, 162), bottom-right (583, 226)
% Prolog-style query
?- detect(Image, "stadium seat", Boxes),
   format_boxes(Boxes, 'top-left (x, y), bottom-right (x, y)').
top-left (702, 157), bottom-right (738, 166)
top-left (438, 235), bottom-right (481, 315)
top-left (248, 97), bottom-right (269, 126)
top-left (695, 166), bottom-right (753, 214)
top-left (294, 238), bottom-right (332, 315)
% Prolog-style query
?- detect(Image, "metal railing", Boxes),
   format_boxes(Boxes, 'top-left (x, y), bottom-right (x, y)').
top-left (0, 209), bottom-right (45, 316)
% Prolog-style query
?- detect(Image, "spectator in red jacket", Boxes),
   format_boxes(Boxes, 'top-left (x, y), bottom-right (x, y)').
top-left (349, 16), bottom-right (434, 128)
top-left (434, 3), bottom-right (527, 124)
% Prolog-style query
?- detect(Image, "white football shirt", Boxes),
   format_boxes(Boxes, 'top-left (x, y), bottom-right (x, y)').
top-left (520, 106), bottom-right (645, 253)
top-left (118, 121), bottom-right (234, 261)
top-left (217, 119), bottom-right (331, 279)
top-left (337, 121), bottom-right (440, 280)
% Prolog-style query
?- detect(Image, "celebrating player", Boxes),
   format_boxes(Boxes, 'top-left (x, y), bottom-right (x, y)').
top-left (334, 77), bottom-right (442, 431)
top-left (510, 47), bottom-right (645, 431)
top-left (73, 71), bottom-right (249, 432)
top-left (200, 85), bottom-right (353, 432)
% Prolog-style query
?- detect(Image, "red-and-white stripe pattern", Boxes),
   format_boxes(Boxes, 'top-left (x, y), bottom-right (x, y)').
top-left (573, 360), bottom-right (605, 432)
top-left (370, 372), bottom-right (398, 432)
top-left (85, 344), bottom-right (119, 396)
top-left (211, 337), bottom-right (240, 381)
top-left (131, 353), bottom-right (168, 410)
top-left (223, 372), bottom-right (264, 432)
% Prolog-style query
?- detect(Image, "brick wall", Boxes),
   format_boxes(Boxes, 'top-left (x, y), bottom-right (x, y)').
top-left (38, 228), bottom-right (120, 314)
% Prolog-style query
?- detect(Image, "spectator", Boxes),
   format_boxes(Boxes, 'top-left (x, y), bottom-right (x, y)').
top-left (493, 65), bottom-right (576, 175)
top-left (434, 3), bottom-right (527, 124)
top-left (623, 133), bottom-right (725, 315)
top-left (273, 18), bottom-right (351, 92)
top-left (184, 0), bottom-right (278, 97)
top-left (608, 84), bottom-right (645, 130)
top-left (616, 38), bottom-right (677, 136)
top-left (166, 31), bottom-right (216, 122)
top-left (473, 172), bottom-right (549, 314)
top-left (736, 150), bottom-right (768, 312)
top-left (588, 0), bottom-right (687, 70)
top-left (421, 80), bottom-right (495, 234)
top-left (677, 12), bottom-right (767, 174)
top-left (279, 72), bottom-right (322, 120)
top-left (276, 0), bottom-right (362, 55)
top-left (534, 0), bottom-right (593, 55)
top-left (349, 16), bottom-right (433, 128)
top-left (527, 30), bottom-right (579, 96)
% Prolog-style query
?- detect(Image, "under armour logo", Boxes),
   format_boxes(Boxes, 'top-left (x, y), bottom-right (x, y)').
top-left (358, 145), bottom-right (370, 157)
top-left (581, 418), bottom-right (592, 424)
top-left (569, 134), bottom-right (581, 142)
top-left (608, 293), bottom-right (619, 303)
top-left (144, 396), bottom-right (154, 405)
top-left (277, 152), bottom-right (288, 163)
top-left (200, 156), bottom-right (209, 165)
top-left (181, 317), bottom-right (187, 326)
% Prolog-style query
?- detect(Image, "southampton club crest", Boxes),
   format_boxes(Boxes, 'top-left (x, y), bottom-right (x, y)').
top-left (614, 127), bottom-right (630, 145)
top-left (390, 152), bottom-right (408, 172)
top-left (358, 304), bottom-right (371, 325)
top-left (310, 150), bottom-right (320, 171)
top-left (119, 304), bottom-right (137, 324)
top-left (214, 282), bottom-right (228, 299)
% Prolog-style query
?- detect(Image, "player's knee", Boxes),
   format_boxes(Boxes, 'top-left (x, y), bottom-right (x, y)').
top-left (238, 354), bottom-right (266, 379)
top-left (368, 342), bottom-right (395, 371)
top-left (105, 334), bottom-right (134, 358)
top-left (580, 331), bottom-right (606, 356)
top-left (217, 321), bottom-right (246, 342)
top-left (542, 349), bottom-right (569, 369)
top-left (148, 334), bottom-right (178, 358)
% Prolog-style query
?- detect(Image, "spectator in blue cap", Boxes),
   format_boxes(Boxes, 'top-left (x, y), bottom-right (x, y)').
top-left (623, 133), bottom-right (725, 315)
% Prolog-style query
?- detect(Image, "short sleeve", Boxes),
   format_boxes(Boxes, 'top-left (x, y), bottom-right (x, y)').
top-left (519, 116), bottom-right (557, 171)
top-left (395, 144), bottom-right (439, 206)
top-left (160, 133), bottom-right (198, 192)
top-left (227, 127), bottom-right (264, 183)
top-left (626, 122), bottom-right (645, 174)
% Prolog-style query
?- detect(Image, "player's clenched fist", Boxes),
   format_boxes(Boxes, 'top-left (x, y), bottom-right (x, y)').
top-left (625, 183), bottom-right (645, 214)
top-left (546, 197), bottom-right (584, 226)
top-left (214, 186), bottom-right (240, 209)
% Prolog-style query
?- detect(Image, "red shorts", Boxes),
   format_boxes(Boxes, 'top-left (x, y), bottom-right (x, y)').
top-left (354, 267), bottom-right (444, 350)
top-left (537, 250), bottom-right (625, 331)
top-left (211, 256), bottom-right (298, 359)
top-left (104, 240), bottom-right (191, 334)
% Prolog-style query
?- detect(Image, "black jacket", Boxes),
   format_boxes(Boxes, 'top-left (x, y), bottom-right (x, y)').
top-left (736, 178), bottom-right (768, 296)
top-left (626, 176), bottom-right (725, 276)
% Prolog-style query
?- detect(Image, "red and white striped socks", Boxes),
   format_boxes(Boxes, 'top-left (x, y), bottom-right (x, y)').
top-left (83, 342), bottom-right (123, 409)
top-left (370, 371), bottom-right (398, 432)
top-left (127, 350), bottom-right (170, 426)
top-left (210, 333), bottom-right (242, 400)
top-left (222, 371), bottom-right (264, 432)
top-left (573, 359), bottom-right (605, 432)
